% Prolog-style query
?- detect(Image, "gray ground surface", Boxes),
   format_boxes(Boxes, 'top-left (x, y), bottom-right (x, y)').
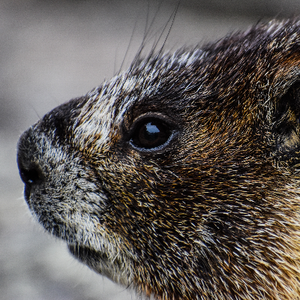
top-left (2, 0), bottom-right (300, 299)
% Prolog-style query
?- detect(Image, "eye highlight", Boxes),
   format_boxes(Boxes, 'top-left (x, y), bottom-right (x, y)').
top-left (128, 115), bottom-right (176, 151)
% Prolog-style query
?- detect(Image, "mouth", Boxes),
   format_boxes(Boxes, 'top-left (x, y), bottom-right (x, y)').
top-left (68, 243), bottom-right (110, 264)
top-left (68, 243), bottom-right (135, 286)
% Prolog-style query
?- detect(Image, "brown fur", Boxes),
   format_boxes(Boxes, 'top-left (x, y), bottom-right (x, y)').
top-left (17, 19), bottom-right (300, 299)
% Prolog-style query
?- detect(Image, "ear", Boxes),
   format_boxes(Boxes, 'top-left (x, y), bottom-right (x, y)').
top-left (272, 80), bottom-right (300, 166)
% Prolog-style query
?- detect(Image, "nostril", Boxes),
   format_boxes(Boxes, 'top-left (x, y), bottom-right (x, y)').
top-left (17, 128), bottom-right (45, 186)
top-left (19, 163), bottom-right (44, 185)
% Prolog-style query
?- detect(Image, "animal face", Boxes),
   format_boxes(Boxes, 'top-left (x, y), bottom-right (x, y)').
top-left (17, 19), bottom-right (300, 299)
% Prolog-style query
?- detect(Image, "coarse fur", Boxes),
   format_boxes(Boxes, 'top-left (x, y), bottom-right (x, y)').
top-left (17, 19), bottom-right (300, 299)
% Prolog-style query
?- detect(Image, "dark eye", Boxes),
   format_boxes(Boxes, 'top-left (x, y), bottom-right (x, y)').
top-left (129, 117), bottom-right (174, 151)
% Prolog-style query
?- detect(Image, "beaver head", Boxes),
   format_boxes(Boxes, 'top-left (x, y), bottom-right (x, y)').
top-left (17, 19), bottom-right (300, 299)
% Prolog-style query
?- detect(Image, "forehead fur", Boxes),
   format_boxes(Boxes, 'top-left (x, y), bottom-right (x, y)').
top-left (71, 19), bottom-right (300, 156)
top-left (72, 48), bottom-right (206, 152)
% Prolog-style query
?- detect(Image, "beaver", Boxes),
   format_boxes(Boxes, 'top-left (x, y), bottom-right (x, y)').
top-left (17, 18), bottom-right (300, 299)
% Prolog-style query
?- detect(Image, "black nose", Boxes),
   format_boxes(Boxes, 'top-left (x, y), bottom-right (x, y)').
top-left (17, 128), bottom-right (45, 187)
top-left (18, 161), bottom-right (44, 185)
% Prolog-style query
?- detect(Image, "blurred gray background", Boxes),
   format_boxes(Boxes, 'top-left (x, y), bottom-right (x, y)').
top-left (2, 0), bottom-right (300, 299)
